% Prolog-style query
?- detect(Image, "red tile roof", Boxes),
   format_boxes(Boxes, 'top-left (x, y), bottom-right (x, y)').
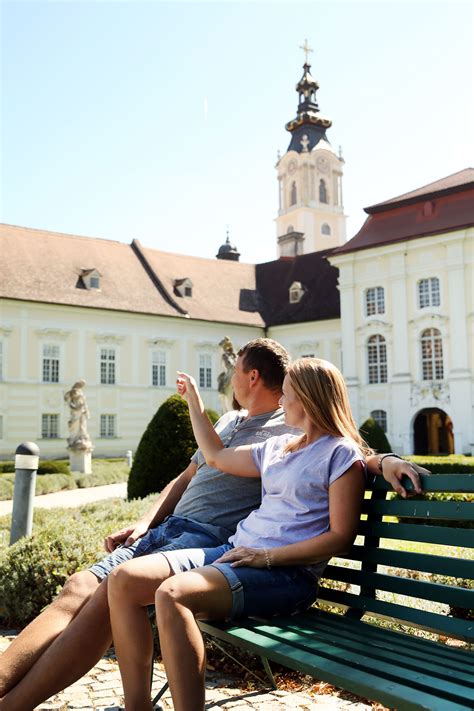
top-left (333, 169), bottom-right (474, 255)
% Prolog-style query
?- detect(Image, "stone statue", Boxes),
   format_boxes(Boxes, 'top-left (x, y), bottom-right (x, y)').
top-left (64, 381), bottom-right (93, 473)
top-left (217, 336), bottom-right (237, 413)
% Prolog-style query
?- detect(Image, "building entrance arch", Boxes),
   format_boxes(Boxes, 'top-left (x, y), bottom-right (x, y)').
top-left (413, 408), bottom-right (454, 455)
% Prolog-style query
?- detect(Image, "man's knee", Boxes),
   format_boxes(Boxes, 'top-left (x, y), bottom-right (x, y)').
top-left (59, 569), bottom-right (100, 607)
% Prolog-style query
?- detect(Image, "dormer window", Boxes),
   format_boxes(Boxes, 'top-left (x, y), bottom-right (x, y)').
top-left (289, 281), bottom-right (305, 304)
top-left (79, 268), bottom-right (101, 290)
top-left (174, 277), bottom-right (193, 298)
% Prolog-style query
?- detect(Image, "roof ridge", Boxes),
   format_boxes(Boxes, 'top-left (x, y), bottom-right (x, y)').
top-left (0, 222), bottom-right (125, 245)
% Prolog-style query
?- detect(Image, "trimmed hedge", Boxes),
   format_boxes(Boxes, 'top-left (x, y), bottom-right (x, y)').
top-left (37, 460), bottom-right (70, 475)
top-left (359, 417), bottom-right (392, 453)
top-left (0, 496), bottom-right (153, 627)
top-left (128, 395), bottom-right (198, 500)
top-left (0, 462), bottom-right (15, 474)
top-left (405, 455), bottom-right (474, 474)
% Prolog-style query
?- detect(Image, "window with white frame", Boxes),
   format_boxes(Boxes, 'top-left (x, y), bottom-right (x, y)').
top-left (371, 409), bottom-right (387, 433)
top-left (100, 348), bottom-right (116, 385)
top-left (365, 287), bottom-right (385, 316)
top-left (100, 414), bottom-right (116, 438)
top-left (42, 344), bottom-right (60, 383)
top-left (367, 335), bottom-right (387, 384)
top-left (199, 354), bottom-right (212, 389)
top-left (152, 350), bottom-right (167, 387)
top-left (421, 328), bottom-right (444, 380)
top-left (42, 414), bottom-right (59, 439)
top-left (418, 277), bottom-right (440, 309)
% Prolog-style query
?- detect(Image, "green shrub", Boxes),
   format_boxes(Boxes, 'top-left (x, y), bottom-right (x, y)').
top-left (0, 496), bottom-right (153, 627)
top-left (0, 475), bottom-right (15, 500)
top-left (37, 460), bottom-right (70, 476)
top-left (75, 468), bottom-right (127, 488)
top-left (359, 417), bottom-right (392, 453)
top-left (405, 455), bottom-right (474, 474)
top-left (35, 474), bottom-right (76, 495)
top-left (0, 462), bottom-right (15, 474)
top-left (128, 395), bottom-right (198, 500)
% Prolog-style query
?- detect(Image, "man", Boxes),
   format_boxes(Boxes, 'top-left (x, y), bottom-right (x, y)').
top-left (0, 339), bottom-right (423, 710)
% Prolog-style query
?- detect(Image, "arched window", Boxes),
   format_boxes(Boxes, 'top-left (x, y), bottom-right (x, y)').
top-left (319, 179), bottom-right (328, 203)
top-left (371, 409), bottom-right (387, 433)
top-left (321, 223), bottom-right (331, 236)
top-left (421, 328), bottom-right (444, 380)
top-left (418, 277), bottom-right (440, 308)
top-left (365, 287), bottom-right (385, 316)
top-left (290, 182), bottom-right (297, 205)
top-left (367, 335), bottom-right (387, 384)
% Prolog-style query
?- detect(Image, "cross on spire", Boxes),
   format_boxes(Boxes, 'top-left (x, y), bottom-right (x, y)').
top-left (299, 39), bottom-right (313, 64)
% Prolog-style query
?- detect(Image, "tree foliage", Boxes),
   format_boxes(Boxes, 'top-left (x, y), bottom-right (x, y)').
top-left (359, 417), bottom-right (392, 454)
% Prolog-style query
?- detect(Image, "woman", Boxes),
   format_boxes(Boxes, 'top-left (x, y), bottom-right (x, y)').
top-left (109, 358), bottom-right (370, 710)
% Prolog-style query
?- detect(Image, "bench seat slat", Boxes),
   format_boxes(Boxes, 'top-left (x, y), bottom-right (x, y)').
top-left (294, 609), bottom-right (474, 673)
top-left (318, 589), bottom-right (474, 641)
top-left (199, 619), bottom-right (473, 710)
top-left (339, 545), bottom-right (474, 577)
top-left (371, 474), bottom-right (474, 493)
top-left (324, 564), bottom-right (474, 607)
top-left (247, 620), bottom-right (474, 699)
top-left (362, 499), bottom-right (474, 520)
top-left (358, 520), bottom-right (474, 547)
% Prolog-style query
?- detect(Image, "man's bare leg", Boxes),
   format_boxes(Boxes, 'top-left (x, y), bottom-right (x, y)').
top-left (0, 569), bottom-right (99, 696)
top-left (0, 576), bottom-right (113, 711)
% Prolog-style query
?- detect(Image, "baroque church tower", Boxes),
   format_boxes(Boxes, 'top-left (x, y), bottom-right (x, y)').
top-left (276, 44), bottom-right (346, 256)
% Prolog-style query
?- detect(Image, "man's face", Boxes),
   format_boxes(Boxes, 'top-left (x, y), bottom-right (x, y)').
top-left (231, 355), bottom-right (252, 408)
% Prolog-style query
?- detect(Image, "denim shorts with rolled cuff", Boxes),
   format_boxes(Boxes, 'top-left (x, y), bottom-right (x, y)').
top-left (88, 515), bottom-right (225, 582)
top-left (160, 543), bottom-right (319, 621)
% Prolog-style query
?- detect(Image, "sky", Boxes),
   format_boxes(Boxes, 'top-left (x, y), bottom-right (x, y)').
top-left (1, 0), bottom-right (473, 265)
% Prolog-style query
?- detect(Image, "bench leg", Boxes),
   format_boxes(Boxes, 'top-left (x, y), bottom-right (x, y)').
top-left (260, 656), bottom-right (277, 690)
top-left (151, 680), bottom-right (169, 709)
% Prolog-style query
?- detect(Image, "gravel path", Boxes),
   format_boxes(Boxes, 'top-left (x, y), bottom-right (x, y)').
top-left (0, 482), bottom-right (127, 516)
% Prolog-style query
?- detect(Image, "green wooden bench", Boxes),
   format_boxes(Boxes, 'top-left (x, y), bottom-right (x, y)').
top-left (153, 474), bottom-right (474, 710)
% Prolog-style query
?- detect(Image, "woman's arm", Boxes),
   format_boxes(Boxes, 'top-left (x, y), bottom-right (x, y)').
top-left (176, 372), bottom-right (259, 477)
top-left (216, 462), bottom-right (366, 568)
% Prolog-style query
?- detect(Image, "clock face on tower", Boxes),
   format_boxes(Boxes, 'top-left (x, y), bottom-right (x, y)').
top-left (316, 156), bottom-right (329, 174)
top-left (288, 160), bottom-right (297, 175)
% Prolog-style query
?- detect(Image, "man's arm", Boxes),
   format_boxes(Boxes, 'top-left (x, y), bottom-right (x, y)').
top-left (104, 461), bottom-right (198, 551)
top-left (366, 453), bottom-right (430, 498)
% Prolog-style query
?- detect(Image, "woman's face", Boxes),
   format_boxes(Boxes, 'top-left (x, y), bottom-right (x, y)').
top-left (278, 374), bottom-right (306, 427)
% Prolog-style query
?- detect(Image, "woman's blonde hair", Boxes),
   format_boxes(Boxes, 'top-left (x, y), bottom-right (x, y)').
top-left (285, 358), bottom-right (373, 457)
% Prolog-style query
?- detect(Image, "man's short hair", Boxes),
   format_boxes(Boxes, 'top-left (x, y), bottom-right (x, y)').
top-left (238, 338), bottom-right (290, 392)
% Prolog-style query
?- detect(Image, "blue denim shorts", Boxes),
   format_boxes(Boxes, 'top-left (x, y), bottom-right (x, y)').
top-left (161, 543), bottom-right (319, 621)
top-left (89, 516), bottom-right (224, 581)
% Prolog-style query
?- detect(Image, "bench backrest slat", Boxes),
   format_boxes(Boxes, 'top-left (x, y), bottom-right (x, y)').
top-left (362, 499), bottom-right (473, 520)
top-left (342, 545), bottom-right (474, 578)
top-left (370, 473), bottom-right (474, 493)
top-left (358, 520), bottom-right (474, 547)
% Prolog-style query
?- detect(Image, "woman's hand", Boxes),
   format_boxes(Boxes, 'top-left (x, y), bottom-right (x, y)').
top-left (214, 546), bottom-right (268, 568)
top-left (382, 457), bottom-right (429, 498)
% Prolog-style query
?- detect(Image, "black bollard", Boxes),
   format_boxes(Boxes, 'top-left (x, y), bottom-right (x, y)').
top-left (10, 441), bottom-right (40, 545)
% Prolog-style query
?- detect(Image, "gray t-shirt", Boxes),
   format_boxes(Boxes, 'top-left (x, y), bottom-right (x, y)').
top-left (173, 409), bottom-right (298, 541)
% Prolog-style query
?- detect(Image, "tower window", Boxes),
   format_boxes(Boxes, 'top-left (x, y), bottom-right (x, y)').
top-left (199, 354), bottom-right (212, 389)
top-left (290, 182), bottom-right (297, 206)
top-left (319, 179), bottom-right (328, 203)
top-left (100, 348), bottom-right (116, 385)
top-left (321, 223), bottom-right (331, 236)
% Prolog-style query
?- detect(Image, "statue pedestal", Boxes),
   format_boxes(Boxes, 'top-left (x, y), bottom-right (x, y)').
top-left (69, 449), bottom-right (92, 474)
